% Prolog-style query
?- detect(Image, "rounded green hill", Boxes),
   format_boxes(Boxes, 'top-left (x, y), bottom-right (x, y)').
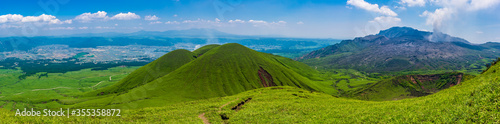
top-left (77, 43), bottom-right (322, 108)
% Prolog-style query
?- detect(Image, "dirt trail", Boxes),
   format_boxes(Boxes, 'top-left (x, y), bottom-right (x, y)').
top-left (91, 81), bottom-right (105, 89)
top-left (0, 101), bottom-right (7, 108)
top-left (198, 98), bottom-right (240, 124)
top-left (198, 113), bottom-right (210, 124)
top-left (14, 92), bottom-right (24, 95)
top-left (31, 87), bottom-right (70, 91)
top-left (457, 74), bottom-right (463, 85)
top-left (92, 74), bottom-right (118, 89)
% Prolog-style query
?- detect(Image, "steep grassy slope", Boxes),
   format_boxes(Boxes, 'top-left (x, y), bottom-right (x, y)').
top-left (73, 43), bottom-right (324, 108)
top-left (84, 49), bottom-right (196, 96)
top-left (2, 62), bottom-right (499, 123)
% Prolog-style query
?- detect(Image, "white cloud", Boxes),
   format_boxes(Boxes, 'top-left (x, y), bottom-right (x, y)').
top-left (469, 0), bottom-right (500, 11)
top-left (173, 14), bottom-right (178, 17)
top-left (21, 14), bottom-right (55, 22)
top-left (0, 14), bottom-right (23, 23)
top-left (165, 21), bottom-right (180, 24)
top-left (78, 27), bottom-right (88, 29)
top-left (149, 21), bottom-right (163, 24)
top-left (95, 26), bottom-right (115, 29)
top-left (400, 0), bottom-right (426, 7)
top-left (346, 0), bottom-right (398, 16)
top-left (182, 19), bottom-right (201, 23)
top-left (296, 21), bottom-right (304, 25)
top-left (370, 16), bottom-right (401, 26)
top-left (74, 11), bottom-right (108, 22)
top-left (110, 12), bottom-right (140, 20)
top-left (248, 20), bottom-right (267, 24)
top-left (181, 18), bottom-right (222, 24)
top-left (420, 7), bottom-right (454, 29)
top-left (48, 27), bottom-right (75, 30)
top-left (63, 20), bottom-right (72, 24)
top-left (274, 21), bottom-right (287, 24)
top-left (228, 19), bottom-right (245, 23)
top-left (247, 20), bottom-right (287, 27)
top-left (145, 15), bottom-right (159, 21)
top-left (420, 0), bottom-right (500, 30)
top-left (0, 14), bottom-right (71, 25)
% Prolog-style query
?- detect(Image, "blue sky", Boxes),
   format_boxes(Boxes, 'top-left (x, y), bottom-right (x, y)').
top-left (0, 0), bottom-right (499, 43)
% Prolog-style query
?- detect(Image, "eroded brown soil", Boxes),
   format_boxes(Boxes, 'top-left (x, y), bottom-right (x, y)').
top-left (258, 67), bottom-right (276, 87)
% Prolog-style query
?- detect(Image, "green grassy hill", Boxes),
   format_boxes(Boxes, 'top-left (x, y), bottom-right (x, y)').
top-left (83, 49), bottom-right (197, 96)
top-left (72, 43), bottom-right (324, 109)
top-left (192, 44), bottom-right (221, 56)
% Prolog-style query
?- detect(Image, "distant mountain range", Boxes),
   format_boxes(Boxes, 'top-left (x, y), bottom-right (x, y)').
top-left (299, 27), bottom-right (500, 73)
top-left (377, 27), bottom-right (469, 43)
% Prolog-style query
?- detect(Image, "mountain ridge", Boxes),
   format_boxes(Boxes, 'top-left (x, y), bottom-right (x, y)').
top-left (299, 26), bottom-right (500, 73)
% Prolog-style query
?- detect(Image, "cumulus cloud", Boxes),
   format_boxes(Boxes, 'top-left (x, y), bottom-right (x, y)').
top-left (296, 21), bottom-right (304, 25)
top-left (47, 27), bottom-right (75, 30)
top-left (420, 7), bottom-right (454, 30)
top-left (248, 20), bottom-right (267, 24)
top-left (400, 0), bottom-right (426, 7)
top-left (75, 11), bottom-right (141, 22)
top-left (110, 12), bottom-right (140, 20)
top-left (181, 18), bottom-right (223, 24)
top-left (74, 11), bottom-right (108, 22)
top-left (149, 21), bottom-right (162, 24)
top-left (346, 0), bottom-right (398, 16)
top-left (0, 14), bottom-right (71, 25)
top-left (247, 20), bottom-right (287, 27)
top-left (369, 16), bottom-right (402, 28)
top-left (95, 26), bottom-right (115, 29)
top-left (144, 15), bottom-right (159, 21)
top-left (420, 0), bottom-right (500, 31)
top-left (0, 14), bottom-right (23, 23)
top-left (469, 0), bottom-right (500, 11)
top-left (165, 21), bottom-right (180, 24)
top-left (228, 19), bottom-right (245, 23)
top-left (274, 21), bottom-right (287, 24)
